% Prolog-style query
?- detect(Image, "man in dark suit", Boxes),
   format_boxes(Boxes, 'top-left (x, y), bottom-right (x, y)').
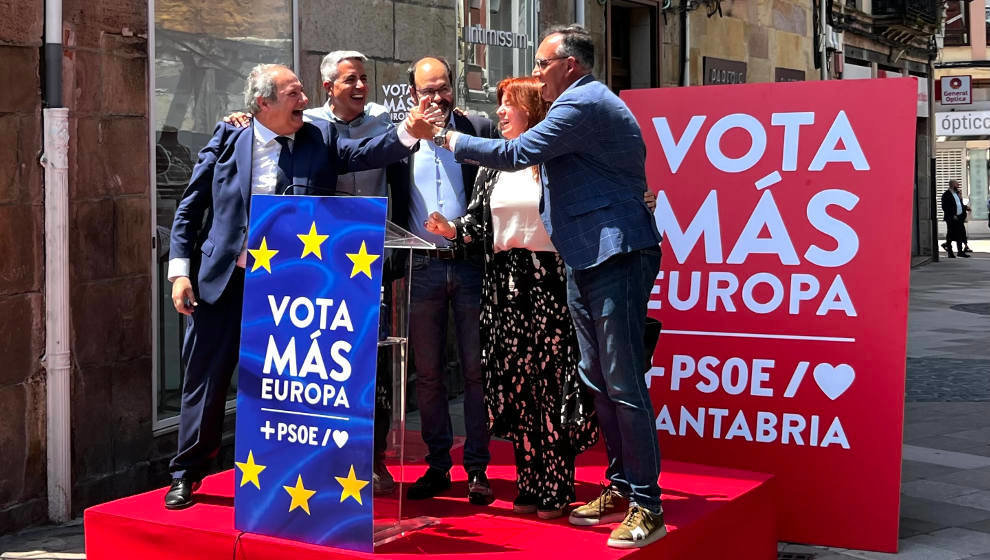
top-left (165, 63), bottom-right (422, 509)
top-left (941, 180), bottom-right (970, 258)
top-left (401, 56), bottom-right (497, 505)
top-left (410, 26), bottom-right (665, 548)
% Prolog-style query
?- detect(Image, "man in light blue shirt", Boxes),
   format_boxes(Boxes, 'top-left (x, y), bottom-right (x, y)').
top-left (402, 56), bottom-right (497, 506)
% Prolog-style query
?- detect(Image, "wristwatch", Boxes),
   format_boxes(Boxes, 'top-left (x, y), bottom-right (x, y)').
top-left (432, 130), bottom-right (447, 149)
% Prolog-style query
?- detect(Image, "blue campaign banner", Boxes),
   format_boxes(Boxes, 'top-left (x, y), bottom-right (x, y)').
top-left (233, 194), bottom-right (387, 553)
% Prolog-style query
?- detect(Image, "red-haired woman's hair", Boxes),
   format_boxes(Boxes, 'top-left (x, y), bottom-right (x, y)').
top-left (496, 76), bottom-right (549, 131)
top-left (496, 76), bottom-right (548, 181)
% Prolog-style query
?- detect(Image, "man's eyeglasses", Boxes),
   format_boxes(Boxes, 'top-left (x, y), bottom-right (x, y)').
top-left (415, 85), bottom-right (451, 97)
top-left (534, 56), bottom-right (568, 70)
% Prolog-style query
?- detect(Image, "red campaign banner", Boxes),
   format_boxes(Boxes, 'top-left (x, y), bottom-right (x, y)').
top-left (622, 78), bottom-right (917, 553)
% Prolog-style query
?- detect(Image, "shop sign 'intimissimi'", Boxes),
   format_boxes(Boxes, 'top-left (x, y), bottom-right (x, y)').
top-left (463, 24), bottom-right (528, 49)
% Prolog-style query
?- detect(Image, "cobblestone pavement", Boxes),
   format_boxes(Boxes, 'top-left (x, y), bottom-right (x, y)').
top-left (6, 249), bottom-right (990, 559)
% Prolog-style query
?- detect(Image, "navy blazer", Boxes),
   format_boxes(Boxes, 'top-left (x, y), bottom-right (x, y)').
top-left (170, 119), bottom-right (412, 304)
top-left (452, 75), bottom-right (662, 270)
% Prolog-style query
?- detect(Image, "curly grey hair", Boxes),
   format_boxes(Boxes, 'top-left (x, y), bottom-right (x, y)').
top-left (244, 63), bottom-right (288, 114)
top-left (320, 51), bottom-right (368, 85)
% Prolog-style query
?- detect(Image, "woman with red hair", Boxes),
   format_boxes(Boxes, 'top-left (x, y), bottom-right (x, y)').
top-left (426, 76), bottom-right (597, 519)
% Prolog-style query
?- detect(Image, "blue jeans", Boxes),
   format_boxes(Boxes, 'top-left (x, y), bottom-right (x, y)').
top-left (409, 253), bottom-right (490, 472)
top-left (566, 247), bottom-right (663, 513)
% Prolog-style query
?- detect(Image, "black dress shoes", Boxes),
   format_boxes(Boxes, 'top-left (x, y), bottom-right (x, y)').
top-left (406, 467), bottom-right (451, 500)
top-left (164, 477), bottom-right (201, 510)
top-left (467, 470), bottom-right (494, 505)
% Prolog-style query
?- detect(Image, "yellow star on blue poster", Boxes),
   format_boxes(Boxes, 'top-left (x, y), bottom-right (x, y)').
top-left (248, 236), bottom-right (278, 273)
top-left (335, 465), bottom-right (369, 505)
top-left (297, 221), bottom-right (329, 260)
top-left (345, 241), bottom-right (380, 279)
top-left (283, 474), bottom-right (317, 515)
top-left (235, 450), bottom-right (266, 489)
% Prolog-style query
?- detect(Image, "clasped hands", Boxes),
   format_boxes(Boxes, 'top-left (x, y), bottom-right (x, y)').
top-left (405, 97), bottom-right (446, 141)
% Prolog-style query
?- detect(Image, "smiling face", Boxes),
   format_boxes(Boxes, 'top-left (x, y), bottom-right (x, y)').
top-left (327, 58), bottom-right (368, 122)
top-left (256, 67), bottom-right (308, 135)
top-left (411, 58), bottom-right (454, 123)
top-left (532, 33), bottom-right (572, 103)
top-left (496, 97), bottom-right (530, 140)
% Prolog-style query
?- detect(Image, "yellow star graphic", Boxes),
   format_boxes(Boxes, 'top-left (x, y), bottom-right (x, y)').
top-left (335, 465), bottom-right (369, 505)
top-left (248, 236), bottom-right (279, 273)
top-left (234, 450), bottom-right (266, 489)
top-left (345, 241), bottom-right (381, 279)
top-left (283, 474), bottom-right (317, 515)
top-left (297, 222), bottom-right (329, 260)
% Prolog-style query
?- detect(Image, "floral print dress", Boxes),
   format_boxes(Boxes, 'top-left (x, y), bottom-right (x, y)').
top-left (450, 167), bottom-right (598, 510)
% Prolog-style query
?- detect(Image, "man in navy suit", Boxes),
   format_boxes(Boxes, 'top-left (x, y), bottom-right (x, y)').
top-left (165, 63), bottom-right (423, 509)
top-left (410, 25), bottom-right (665, 548)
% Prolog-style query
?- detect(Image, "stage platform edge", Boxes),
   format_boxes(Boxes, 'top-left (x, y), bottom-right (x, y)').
top-left (85, 441), bottom-right (777, 559)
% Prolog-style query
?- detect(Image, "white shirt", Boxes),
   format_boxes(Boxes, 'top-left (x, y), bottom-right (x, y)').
top-left (490, 168), bottom-right (556, 253)
top-left (951, 190), bottom-right (964, 216)
top-left (167, 118), bottom-right (417, 282)
top-left (166, 119), bottom-right (294, 280)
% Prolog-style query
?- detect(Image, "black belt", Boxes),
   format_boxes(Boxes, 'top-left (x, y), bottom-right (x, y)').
top-left (416, 248), bottom-right (459, 260)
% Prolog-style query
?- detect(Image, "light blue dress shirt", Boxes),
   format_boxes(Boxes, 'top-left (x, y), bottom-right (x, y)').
top-left (410, 138), bottom-right (466, 248)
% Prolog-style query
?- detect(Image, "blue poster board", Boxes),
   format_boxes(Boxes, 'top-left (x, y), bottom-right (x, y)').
top-left (233, 194), bottom-right (387, 552)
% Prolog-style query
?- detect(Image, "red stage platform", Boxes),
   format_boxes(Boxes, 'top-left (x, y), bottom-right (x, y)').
top-left (85, 441), bottom-right (777, 559)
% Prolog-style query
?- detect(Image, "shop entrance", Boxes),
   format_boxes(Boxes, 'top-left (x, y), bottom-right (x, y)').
top-left (607, 0), bottom-right (661, 93)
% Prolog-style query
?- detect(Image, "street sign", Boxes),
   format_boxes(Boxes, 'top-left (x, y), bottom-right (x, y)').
top-left (941, 75), bottom-right (972, 105)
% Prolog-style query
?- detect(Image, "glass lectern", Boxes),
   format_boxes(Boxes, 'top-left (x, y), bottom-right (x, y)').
top-left (373, 220), bottom-right (438, 545)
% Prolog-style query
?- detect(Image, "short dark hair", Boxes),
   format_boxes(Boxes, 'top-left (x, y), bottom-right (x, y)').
top-left (544, 24), bottom-right (594, 70)
top-left (407, 56), bottom-right (455, 91)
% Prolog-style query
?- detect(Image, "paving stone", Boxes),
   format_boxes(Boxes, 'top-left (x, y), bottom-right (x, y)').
top-left (899, 495), bottom-right (990, 526)
top-left (946, 491), bottom-right (990, 512)
top-left (901, 479), bottom-right (979, 501)
top-left (902, 460), bottom-right (964, 482)
top-left (902, 445), bottom-right (990, 469)
top-left (932, 466), bottom-right (990, 491)
top-left (839, 539), bottom-right (968, 559)
top-left (907, 435), bottom-right (990, 453)
top-left (898, 516), bottom-right (946, 538)
top-left (904, 527), bottom-right (990, 555)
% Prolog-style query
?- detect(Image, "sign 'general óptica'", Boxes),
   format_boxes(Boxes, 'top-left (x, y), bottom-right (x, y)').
top-left (622, 78), bottom-right (916, 553)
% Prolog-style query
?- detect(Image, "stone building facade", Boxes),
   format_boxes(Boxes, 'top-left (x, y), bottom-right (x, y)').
top-left (0, 0), bottom-right (939, 535)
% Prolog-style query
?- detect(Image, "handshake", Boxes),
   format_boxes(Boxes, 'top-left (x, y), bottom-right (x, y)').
top-left (405, 97), bottom-right (448, 141)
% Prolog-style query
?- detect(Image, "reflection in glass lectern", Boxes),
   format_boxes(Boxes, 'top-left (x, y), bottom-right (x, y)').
top-left (374, 220), bottom-right (437, 546)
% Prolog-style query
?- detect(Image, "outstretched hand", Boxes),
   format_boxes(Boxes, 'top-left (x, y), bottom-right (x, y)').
top-left (425, 211), bottom-right (456, 239)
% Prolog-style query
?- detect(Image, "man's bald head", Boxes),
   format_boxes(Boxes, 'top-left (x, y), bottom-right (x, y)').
top-left (408, 56), bottom-right (455, 122)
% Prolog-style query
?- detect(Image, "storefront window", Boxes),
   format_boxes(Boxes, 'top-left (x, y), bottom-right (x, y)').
top-left (969, 149), bottom-right (988, 221)
top-left (456, 0), bottom-right (538, 119)
top-left (152, 0), bottom-right (294, 425)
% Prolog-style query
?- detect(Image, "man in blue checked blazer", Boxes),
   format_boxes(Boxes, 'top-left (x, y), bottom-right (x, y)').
top-left (409, 24), bottom-right (665, 549)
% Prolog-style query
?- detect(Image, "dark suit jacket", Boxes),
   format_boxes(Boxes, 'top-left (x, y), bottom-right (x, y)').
top-left (170, 119), bottom-right (412, 304)
top-left (942, 188), bottom-right (964, 222)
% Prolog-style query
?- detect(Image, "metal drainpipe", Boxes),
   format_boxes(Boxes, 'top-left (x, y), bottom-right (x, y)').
top-left (576, 0), bottom-right (585, 26)
top-left (42, 0), bottom-right (72, 523)
top-left (819, 0), bottom-right (828, 80)
top-left (680, 0), bottom-right (689, 86)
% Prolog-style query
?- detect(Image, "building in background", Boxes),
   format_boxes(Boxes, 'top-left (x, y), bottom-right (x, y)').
top-left (934, 0), bottom-right (990, 239)
top-left (0, 0), bottom-right (942, 534)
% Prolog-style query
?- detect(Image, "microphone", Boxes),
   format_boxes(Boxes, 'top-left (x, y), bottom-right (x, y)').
top-left (277, 183), bottom-right (341, 196)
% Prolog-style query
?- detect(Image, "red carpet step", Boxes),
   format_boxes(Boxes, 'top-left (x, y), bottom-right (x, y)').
top-left (85, 440), bottom-right (777, 559)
